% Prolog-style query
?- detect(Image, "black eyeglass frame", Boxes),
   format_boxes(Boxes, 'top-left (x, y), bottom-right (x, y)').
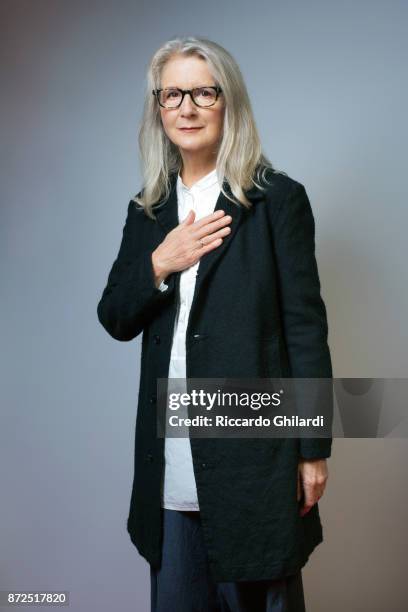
top-left (152, 86), bottom-right (223, 108)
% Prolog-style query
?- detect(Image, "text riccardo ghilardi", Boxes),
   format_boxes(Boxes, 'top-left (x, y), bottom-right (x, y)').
top-left (166, 390), bottom-right (325, 428)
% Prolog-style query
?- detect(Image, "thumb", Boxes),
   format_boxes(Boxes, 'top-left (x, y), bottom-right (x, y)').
top-left (181, 209), bottom-right (196, 225)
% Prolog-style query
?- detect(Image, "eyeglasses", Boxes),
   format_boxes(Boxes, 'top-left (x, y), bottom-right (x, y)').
top-left (152, 86), bottom-right (223, 108)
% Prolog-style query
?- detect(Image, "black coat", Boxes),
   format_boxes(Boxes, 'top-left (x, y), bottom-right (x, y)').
top-left (97, 168), bottom-right (333, 582)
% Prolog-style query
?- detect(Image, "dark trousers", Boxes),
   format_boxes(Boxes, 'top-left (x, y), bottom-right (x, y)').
top-left (150, 509), bottom-right (306, 612)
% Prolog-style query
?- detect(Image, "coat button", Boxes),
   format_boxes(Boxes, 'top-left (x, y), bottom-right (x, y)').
top-left (153, 335), bottom-right (161, 344)
top-left (201, 462), bottom-right (207, 468)
top-left (193, 334), bottom-right (203, 341)
top-left (146, 453), bottom-right (154, 463)
top-left (149, 396), bottom-right (157, 404)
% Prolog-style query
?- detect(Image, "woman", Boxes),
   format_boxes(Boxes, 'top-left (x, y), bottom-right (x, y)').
top-left (97, 36), bottom-right (332, 612)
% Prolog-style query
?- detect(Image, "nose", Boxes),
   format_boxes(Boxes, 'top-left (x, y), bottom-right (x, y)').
top-left (179, 93), bottom-right (197, 115)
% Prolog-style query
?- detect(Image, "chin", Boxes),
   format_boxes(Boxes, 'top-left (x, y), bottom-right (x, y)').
top-left (177, 140), bottom-right (208, 151)
top-left (176, 136), bottom-right (218, 151)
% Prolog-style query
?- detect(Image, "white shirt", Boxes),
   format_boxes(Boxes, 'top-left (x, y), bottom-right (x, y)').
top-left (159, 167), bottom-right (221, 510)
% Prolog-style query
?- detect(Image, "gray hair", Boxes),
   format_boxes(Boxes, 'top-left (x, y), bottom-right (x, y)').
top-left (133, 36), bottom-right (285, 219)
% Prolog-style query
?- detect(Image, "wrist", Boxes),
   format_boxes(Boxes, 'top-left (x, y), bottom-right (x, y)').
top-left (151, 251), bottom-right (168, 287)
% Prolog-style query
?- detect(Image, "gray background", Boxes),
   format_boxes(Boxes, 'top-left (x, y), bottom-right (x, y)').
top-left (1, 0), bottom-right (407, 610)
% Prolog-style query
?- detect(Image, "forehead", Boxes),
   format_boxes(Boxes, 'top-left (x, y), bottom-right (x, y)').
top-left (160, 54), bottom-right (215, 88)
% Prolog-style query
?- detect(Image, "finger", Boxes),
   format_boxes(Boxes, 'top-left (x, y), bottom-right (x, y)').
top-left (199, 225), bottom-right (231, 246)
top-left (299, 483), bottom-right (326, 516)
top-left (180, 210), bottom-right (196, 226)
top-left (196, 237), bottom-right (223, 255)
top-left (194, 215), bottom-right (232, 240)
top-left (193, 209), bottom-right (226, 227)
top-left (299, 503), bottom-right (314, 517)
top-left (299, 490), bottom-right (316, 516)
top-left (299, 482), bottom-right (316, 516)
top-left (300, 490), bottom-right (324, 515)
top-left (192, 210), bottom-right (229, 233)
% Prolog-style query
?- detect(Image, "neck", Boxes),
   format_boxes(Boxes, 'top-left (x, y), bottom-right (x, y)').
top-left (179, 152), bottom-right (217, 189)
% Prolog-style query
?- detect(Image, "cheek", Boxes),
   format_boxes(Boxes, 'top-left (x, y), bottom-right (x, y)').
top-left (160, 112), bottom-right (174, 134)
top-left (210, 112), bottom-right (224, 137)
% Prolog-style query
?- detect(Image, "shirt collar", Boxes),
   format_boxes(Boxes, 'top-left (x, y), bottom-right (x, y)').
top-left (177, 167), bottom-right (219, 193)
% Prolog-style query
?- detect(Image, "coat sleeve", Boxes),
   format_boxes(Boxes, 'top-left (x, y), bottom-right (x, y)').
top-left (97, 199), bottom-right (176, 341)
top-left (272, 181), bottom-right (333, 460)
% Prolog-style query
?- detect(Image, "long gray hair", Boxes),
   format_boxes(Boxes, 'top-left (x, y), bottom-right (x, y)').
top-left (134, 36), bottom-right (283, 219)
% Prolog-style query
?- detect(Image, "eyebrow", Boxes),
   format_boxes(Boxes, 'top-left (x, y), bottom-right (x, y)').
top-left (161, 84), bottom-right (216, 89)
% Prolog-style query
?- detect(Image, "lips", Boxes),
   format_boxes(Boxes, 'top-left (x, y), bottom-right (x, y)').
top-left (179, 127), bottom-right (202, 131)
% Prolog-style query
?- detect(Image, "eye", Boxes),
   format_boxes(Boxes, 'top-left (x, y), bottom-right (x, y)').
top-left (162, 89), bottom-right (180, 99)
